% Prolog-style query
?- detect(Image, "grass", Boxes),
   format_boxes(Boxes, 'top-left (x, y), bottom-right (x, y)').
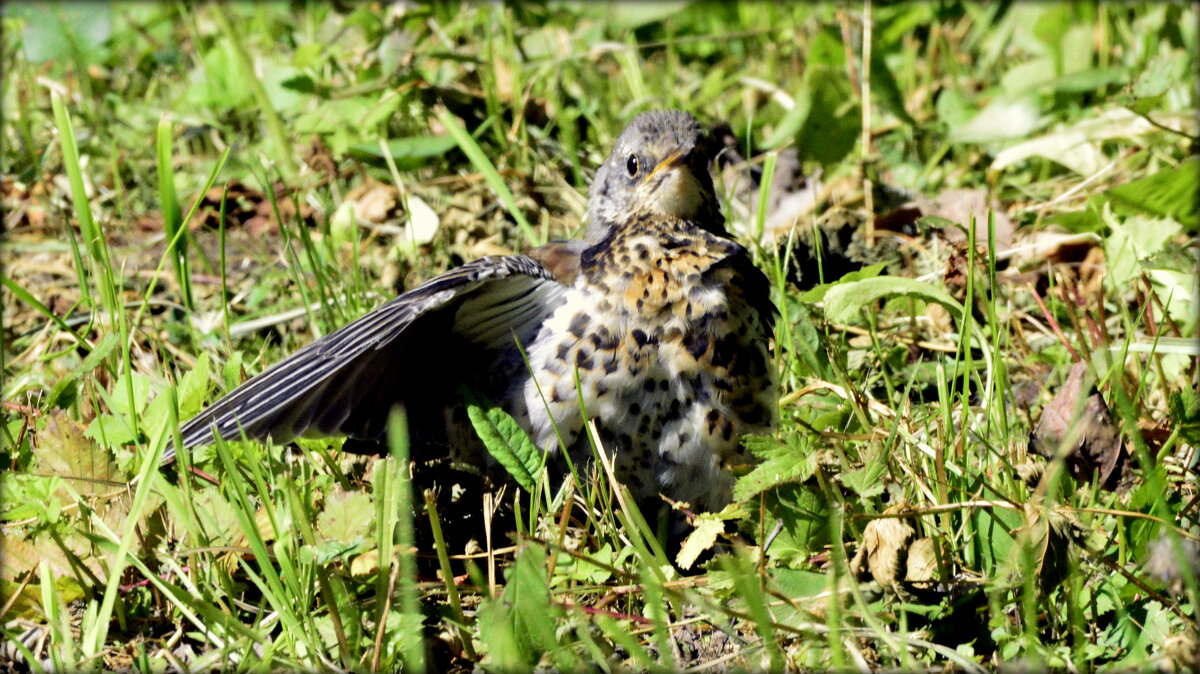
top-left (2, 1), bottom-right (1198, 671)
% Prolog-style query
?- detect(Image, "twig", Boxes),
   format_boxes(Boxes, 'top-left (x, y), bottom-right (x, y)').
top-left (370, 557), bottom-right (401, 671)
top-left (1026, 283), bottom-right (1083, 362)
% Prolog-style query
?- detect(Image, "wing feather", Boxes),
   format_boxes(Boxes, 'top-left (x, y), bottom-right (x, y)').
top-left (168, 255), bottom-right (566, 463)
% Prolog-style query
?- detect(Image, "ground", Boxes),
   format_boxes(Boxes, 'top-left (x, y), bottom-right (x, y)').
top-left (2, 2), bottom-right (1198, 671)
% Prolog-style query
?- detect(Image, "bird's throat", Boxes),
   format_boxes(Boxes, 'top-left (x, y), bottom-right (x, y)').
top-left (646, 166), bottom-right (707, 221)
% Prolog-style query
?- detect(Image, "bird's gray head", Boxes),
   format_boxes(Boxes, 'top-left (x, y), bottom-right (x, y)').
top-left (586, 110), bottom-right (724, 241)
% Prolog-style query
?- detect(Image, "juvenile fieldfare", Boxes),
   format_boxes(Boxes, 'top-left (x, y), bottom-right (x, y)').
top-left (169, 109), bottom-right (777, 515)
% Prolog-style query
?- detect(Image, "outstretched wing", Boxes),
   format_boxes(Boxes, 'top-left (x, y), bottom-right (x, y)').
top-left (168, 255), bottom-right (568, 463)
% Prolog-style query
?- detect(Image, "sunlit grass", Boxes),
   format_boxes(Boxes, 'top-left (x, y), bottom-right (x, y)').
top-left (2, 2), bottom-right (1197, 671)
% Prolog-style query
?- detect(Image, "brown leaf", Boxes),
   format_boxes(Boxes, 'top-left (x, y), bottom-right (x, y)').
top-left (711, 122), bottom-right (821, 242)
top-left (187, 180), bottom-right (317, 234)
top-left (1011, 503), bottom-right (1073, 593)
top-left (34, 410), bottom-right (121, 499)
top-left (904, 188), bottom-right (1015, 252)
top-left (345, 179), bottom-right (402, 225)
top-left (1028, 362), bottom-right (1130, 491)
top-left (303, 135), bottom-right (337, 179)
top-left (851, 504), bottom-right (916, 592)
top-left (0, 537), bottom-right (90, 617)
top-left (904, 537), bottom-right (941, 590)
top-left (350, 549), bottom-right (380, 577)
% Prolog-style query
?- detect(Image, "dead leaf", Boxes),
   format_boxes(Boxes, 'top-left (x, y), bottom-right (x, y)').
top-left (34, 410), bottom-right (122, 502)
top-left (851, 503), bottom-right (916, 593)
top-left (1005, 226), bottom-right (1100, 270)
top-left (303, 135), bottom-right (337, 179)
top-left (904, 537), bottom-right (941, 590)
top-left (1164, 631), bottom-right (1200, 674)
top-left (0, 537), bottom-right (90, 618)
top-left (942, 242), bottom-right (971, 300)
top-left (676, 514), bottom-right (726, 571)
top-left (911, 189), bottom-right (1014, 251)
top-left (187, 180), bottom-right (317, 234)
top-left (350, 549), bottom-right (379, 577)
top-left (1010, 502), bottom-right (1073, 593)
top-left (346, 179), bottom-right (401, 225)
top-left (711, 122), bottom-right (821, 243)
top-left (1028, 362), bottom-right (1131, 491)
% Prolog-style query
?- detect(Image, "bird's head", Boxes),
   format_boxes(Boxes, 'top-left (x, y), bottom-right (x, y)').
top-left (586, 110), bottom-right (724, 241)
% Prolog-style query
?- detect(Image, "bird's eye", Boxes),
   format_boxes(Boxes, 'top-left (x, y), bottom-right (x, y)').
top-left (626, 154), bottom-right (639, 177)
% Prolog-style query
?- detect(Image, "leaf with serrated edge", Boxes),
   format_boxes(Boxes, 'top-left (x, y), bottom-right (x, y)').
top-left (465, 398), bottom-right (541, 493)
top-left (317, 491), bottom-right (374, 547)
top-left (824, 276), bottom-right (963, 325)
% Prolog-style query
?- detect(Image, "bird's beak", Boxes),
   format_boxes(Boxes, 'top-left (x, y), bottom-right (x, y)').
top-left (643, 149), bottom-right (706, 219)
top-left (645, 150), bottom-right (686, 182)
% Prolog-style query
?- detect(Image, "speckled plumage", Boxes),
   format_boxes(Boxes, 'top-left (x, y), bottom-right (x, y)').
top-left (172, 109), bottom-right (776, 515)
top-left (514, 211), bottom-right (775, 510)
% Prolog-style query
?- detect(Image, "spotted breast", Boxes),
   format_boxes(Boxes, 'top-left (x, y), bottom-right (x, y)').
top-left (514, 211), bottom-right (776, 512)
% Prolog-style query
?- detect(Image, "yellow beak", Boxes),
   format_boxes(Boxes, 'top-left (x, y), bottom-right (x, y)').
top-left (644, 150), bottom-right (686, 182)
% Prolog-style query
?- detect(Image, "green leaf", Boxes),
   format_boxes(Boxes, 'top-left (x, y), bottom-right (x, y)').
top-left (140, 388), bottom-right (175, 441)
top-left (1044, 205), bottom-right (1105, 234)
top-left (292, 42), bottom-right (325, 69)
top-left (762, 90), bottom-right (811, 149)
top-left (478, 548), bottom-right (560, 669)
top-left (950, 96), bottom-right (1041, 144)
top-left (1102, 213), bottom-right (1182, 290)
top-left (1125, 94), bottom-right (1165, 117)
top-left (1108, 601), bottom-right (1172, 670)
top-left (222, 351), bottom-right (244, 390)
top-left (553, 543), bottom-right (627, 585)
top-left (733, 435), bottom-right (816, 502)
top-left (465, 394), bottom-right (542, 493)
top-left (965, 505), bottom-right (1021, 576)
top-left (1105, 160), bottom-right (1199, 230)
top-left (806, 27), bottom-right (845, 69)
top-left (84, 415), bottom-right (139, 447)
top-left (10, 3), bottom-right (112, 64)
top-left (346, 135), bottom-right (457, 169)
top-left (823, 276), bottom-right (963, 325)
top-left (317, 491), bottom-right (375, 547)
top-left (1168, 389), bottom-right (1200, 446)
top-left (797, 67), bottom-right (860, 166)
top-left (797, 262), bottom-right (887, 303)
top-left (1124, 481), bottom-right (1166, 560)
top-left (46, 333), bottom-right (120, 407)
top-left (763, 484), bottom-right (830, 564)
top-left (177, 352), bottom-right (212, 417)
top-left (1132, 51), bottom-right (1188, 99)
top-left (1051, 66), bottom-right (1128, 93)
top-left (935, 88), bottom-right (973, 130)
top-left (570, 1), bottom-right (688, 29)
top-left (870, 48), bottom-right (917, 127)
top-left (841, 454), bottom-right (887, 501)
top-left (771, 568), bottom-right (830, 599)
top-left (108, 373), bottom-right (151, 416)
top-left (876, 3), bottom-right (935, 46)
top-left (260, 64), bottom-right (309, 112)
top-left (183, 39), bottom-right (253, 112)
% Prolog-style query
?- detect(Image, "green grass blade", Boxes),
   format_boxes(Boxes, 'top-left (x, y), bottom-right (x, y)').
top-left (156, 114), bottom-right (192, 309)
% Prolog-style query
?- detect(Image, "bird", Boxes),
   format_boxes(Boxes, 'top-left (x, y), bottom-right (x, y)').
top-left (168, 109), bottom-right (777, 517)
